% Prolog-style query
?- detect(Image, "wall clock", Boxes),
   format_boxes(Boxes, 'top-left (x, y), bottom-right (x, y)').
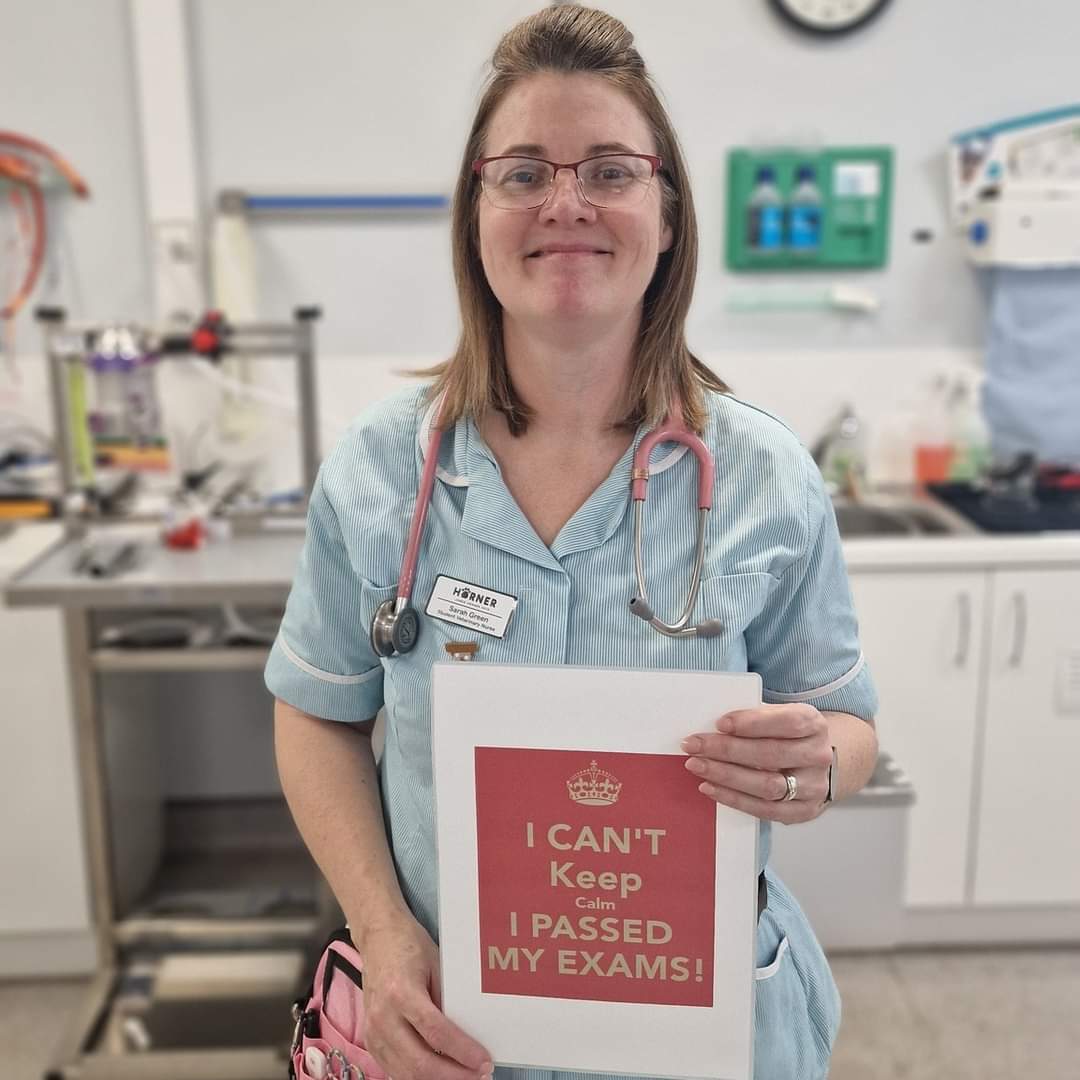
top-left (769, 0), bottom-right (893, 36)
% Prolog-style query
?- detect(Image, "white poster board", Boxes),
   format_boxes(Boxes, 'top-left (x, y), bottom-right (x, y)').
top-left (432, 663), bottom-right (761, 1080)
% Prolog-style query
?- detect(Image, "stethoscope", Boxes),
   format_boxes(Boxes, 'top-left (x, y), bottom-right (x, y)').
top-left (369, 400), bottom-right (722, 659)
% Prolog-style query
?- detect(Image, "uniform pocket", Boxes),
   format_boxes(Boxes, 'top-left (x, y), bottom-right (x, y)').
top-left (699, 572), bottom-right (776, 631)
top-left (360, 582), bottom-right (399, 627)
top-left (752, 909), bottom-right (833, 1080)
top-left (691, 572), bottom-right (776, 667)
top-left (754, 933), bottom-right (790, 981)
top-left (767, 870), bottom-right (843, 1065)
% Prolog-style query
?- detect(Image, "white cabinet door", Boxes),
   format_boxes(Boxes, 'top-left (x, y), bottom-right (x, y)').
top-left (0, 525), bottom-right (95, 975)
top-left (974, 568), bottom-right (1080, 905)
top-left (849, 570), bottom-right (987, 906)
top-left (0, 605), bottom-right (96, 973)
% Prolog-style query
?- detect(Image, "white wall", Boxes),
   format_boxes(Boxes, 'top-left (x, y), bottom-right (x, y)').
top-left (3, 0), bottom-right (151, 335)
top-left (184, 0), bottom-right (1076, 354)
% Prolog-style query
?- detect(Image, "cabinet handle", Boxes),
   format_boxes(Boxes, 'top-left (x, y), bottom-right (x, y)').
top-left (954, 592), bottom-right (971, 667)
top-left (1008, 591), bottom-right (1027, 668)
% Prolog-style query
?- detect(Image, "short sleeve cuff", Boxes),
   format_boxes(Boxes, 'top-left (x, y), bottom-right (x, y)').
top-left (264, 633), bottom-right (384, 723)
top-left (762, 652), bottom-right (878, 722)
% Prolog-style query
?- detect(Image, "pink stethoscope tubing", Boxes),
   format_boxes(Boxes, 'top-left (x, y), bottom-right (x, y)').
top-left (368, 407), bottom-right (448, 658)
top-left (371, 403), bottom-right (720, 657)
top-left (628, 414), bottom-right (722, 639)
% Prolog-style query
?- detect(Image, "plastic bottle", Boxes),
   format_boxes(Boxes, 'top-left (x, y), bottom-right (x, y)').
top-left (874, 403), bottom-right (921, 489)
top-left (788, 165), bottom-right (823, 253)
top-left (126, 346), bottom-right (167, 451)
top-left (819, 404), bottom-right (868, 498)
top-left (946, 380), bottom-right (992, 485)
top-left (913, 376), bottom-right (955, 486)
top-left (746, 166), bottom-right (784, 254)
top-left (88, 328), bottom-right (131, 443)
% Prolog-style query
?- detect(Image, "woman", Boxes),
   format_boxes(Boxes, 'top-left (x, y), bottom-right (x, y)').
top-left (267, 5), bottom-right (879, 1079)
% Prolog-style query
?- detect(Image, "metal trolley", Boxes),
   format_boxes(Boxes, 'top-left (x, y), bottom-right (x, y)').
top-left (36, 305), bottom-right (322, 530)
top-left (7, 307), bottom-right (338, 1079)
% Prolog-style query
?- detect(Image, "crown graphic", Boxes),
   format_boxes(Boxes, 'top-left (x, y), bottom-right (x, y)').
top-left (567, 760), bottom-right (622, 807)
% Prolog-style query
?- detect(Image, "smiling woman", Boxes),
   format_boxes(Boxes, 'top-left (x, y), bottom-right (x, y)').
top-left (474, 70), bottom-right (673, 336)
top-left (268, 6), bottom-right (879, 1080)
top-left (421, 5), bottom-right (729, 438)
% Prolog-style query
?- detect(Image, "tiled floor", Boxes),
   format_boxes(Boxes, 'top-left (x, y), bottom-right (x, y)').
top-left (829, 947), bottom-right (1079, 1080)
top-left (4, 947), bottom-right (1078, 1079)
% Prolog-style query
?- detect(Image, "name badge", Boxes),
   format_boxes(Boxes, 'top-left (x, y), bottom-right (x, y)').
top-left (425, 575), bottom-right (519, 639)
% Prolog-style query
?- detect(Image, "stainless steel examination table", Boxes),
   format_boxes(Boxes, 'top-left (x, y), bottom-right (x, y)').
top-left (5, 522), bottom-right (333, 1080)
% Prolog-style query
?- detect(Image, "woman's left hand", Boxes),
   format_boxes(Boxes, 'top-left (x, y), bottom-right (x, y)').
top-left (680, 704), bottom-right (834, 824)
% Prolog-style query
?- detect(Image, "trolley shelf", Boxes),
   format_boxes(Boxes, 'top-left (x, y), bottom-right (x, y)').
top-left (92, 647), bottom-right (271, 673)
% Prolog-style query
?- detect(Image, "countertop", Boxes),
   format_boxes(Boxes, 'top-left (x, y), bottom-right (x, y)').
top-left (0, 521), bottom-right (65, 581)
top-left (4, 512), bottom-right (1080, 610)
top-left (842, 531), bottom-right (1080, 571)
top-left (2, 520), bottom-right (305, 608)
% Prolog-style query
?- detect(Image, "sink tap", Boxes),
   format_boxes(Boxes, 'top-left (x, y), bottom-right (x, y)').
top-left (812, 404), bottom-right (867, 501)
top-left (984, 451), bottom-right (1038, 510)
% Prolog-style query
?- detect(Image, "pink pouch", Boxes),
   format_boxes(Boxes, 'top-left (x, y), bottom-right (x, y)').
top-left (290, 927), bottom-right (388, 1079)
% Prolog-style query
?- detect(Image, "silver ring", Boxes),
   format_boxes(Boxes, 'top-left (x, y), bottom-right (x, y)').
top-left (781, 773), bottom-right (798, 802)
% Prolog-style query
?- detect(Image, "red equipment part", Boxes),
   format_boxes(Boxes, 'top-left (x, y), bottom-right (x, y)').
top-left (191, 311), bottom-right (229, 358)
top-left (163, 516), bottom-right (207, 550)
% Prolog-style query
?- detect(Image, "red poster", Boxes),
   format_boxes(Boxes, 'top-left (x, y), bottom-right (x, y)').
top-left (475, 747), bottom-right (716, 1007)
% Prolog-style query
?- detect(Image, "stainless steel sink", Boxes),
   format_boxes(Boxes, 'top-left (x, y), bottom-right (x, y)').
top-left (833, 495), bottom-right (977, 538)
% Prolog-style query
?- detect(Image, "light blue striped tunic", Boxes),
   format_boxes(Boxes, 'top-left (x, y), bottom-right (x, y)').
top-left (266, 383), bottom-right (878, 1080)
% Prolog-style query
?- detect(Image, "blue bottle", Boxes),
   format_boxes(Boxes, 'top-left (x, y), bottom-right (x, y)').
top-left (746, 166), bottom-right (784, 254)
top-left (788, 165), bottom-right (823, 253)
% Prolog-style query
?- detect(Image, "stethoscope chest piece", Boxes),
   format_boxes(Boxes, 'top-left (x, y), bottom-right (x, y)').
top-left (370, 599), bottom-right (421, 658)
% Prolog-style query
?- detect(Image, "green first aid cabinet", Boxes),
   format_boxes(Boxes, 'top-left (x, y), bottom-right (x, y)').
top-left (726, 146), bottom-right (893, 271)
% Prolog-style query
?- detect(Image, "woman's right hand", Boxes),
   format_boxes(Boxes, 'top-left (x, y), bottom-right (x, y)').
top-left (358, 913), bottom-right (494, 1080)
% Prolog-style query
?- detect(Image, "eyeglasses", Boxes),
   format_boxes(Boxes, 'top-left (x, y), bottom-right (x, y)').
top-left (473, 153), bottom-right (663, 210)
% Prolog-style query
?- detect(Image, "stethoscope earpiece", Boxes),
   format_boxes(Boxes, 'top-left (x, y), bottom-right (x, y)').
top-left (631, 598), bottom-right (724, 639)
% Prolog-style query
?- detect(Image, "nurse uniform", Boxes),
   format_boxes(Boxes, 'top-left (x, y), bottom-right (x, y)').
top-left (266, 383), bottom-right (879, 1080)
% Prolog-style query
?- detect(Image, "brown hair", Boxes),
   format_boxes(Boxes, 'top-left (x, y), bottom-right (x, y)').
top-left (420, 2), bottom-right (727, 435)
